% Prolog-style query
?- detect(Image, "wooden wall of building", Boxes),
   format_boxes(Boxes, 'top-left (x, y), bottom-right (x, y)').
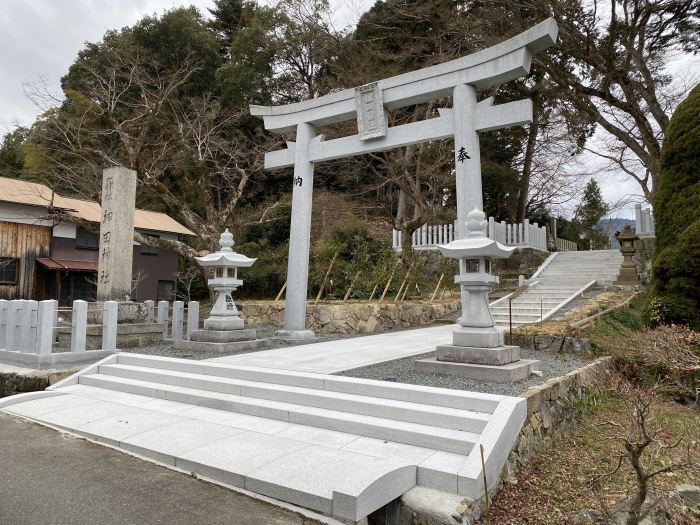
top-left (0, 221), bottom-right (51, 300)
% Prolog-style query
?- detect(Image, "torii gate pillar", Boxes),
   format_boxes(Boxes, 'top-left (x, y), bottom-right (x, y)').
top-left (453, 84), bottom-right (482, 238)
top-left (279, 122), bottom-right (316, 338)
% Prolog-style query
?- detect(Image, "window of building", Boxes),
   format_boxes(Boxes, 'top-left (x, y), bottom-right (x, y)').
top-left (75, 227), bottom-right (99, 250)
top-left (140, 234), bottom-right (159, 255)
top-left (0, 258), bottom-right (18, 285)
top-left (157, 280), bottom-right (175, 302)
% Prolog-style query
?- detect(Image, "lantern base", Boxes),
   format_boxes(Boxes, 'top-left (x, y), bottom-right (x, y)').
top-left (415, 357), bottom-right (540, 383)
top-left (452, 326), bottom-right (504, 348)
top-left (190, 328), bottom-right (257, 343)
top-left (204, 315), bottom-right (245, 331)
top-left (436, 344), bottom-right (520, 366)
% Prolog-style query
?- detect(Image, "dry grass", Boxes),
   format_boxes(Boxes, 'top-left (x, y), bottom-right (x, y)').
top-left (479, 395), bottom-right (700, 524)
top-left (513, 291), bottom-right (635, 337)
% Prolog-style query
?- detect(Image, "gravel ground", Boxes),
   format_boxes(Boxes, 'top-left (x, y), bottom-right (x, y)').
top-left (336, 348), bottom-right (589, 397)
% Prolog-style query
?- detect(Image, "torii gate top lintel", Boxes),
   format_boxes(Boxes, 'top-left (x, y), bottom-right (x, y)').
top-left (250, 18), bottom-right (558, 135)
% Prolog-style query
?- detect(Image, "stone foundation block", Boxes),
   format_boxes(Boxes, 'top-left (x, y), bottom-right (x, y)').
top-left (452, 327), bottom-right (504, 348)
top-left (436, 345), bottom-right (520, 365)
top-left (415, 358), bottom-right (540, 383)
top-left (189, 328), bottom-right (256, 343)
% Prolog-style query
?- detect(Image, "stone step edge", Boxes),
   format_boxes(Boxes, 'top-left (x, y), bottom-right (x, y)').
top-left (78, 374), bottom-right (480, 455)
top-left (114, 353), bottom-right (506, 414)
top-left (97, 363), bottom-right (491, 433)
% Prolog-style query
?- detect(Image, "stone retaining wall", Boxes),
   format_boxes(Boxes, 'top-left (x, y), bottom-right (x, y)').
top-left (240, 301), bottom-right (460, 335)
top-left (510, 333), bottom-right (594, 358)
top-left (503, 356), bottom-right (614, 480)
top-left (0, 367), bottom-right (79, 398)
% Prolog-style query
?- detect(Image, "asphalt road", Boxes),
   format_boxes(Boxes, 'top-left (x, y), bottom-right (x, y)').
top-left (0, 413), bottom-right (322, 525)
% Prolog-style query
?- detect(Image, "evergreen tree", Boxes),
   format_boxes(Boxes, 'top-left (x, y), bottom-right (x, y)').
top-left (651, 83), bottom-right (700, 329)
top-left (574, 179), bottom-right (609, 249)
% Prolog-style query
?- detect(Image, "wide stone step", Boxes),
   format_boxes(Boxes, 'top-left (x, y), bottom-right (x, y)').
top-left (97, 363), bottom-right (491, 433)
top-left (117, 354), bottom-right (503, 413)
top-left (79, 373), bottom-right (481, 455)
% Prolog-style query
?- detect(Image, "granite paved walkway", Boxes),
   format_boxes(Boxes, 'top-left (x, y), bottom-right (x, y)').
top-left (206, 324), bottom-right (458, 374)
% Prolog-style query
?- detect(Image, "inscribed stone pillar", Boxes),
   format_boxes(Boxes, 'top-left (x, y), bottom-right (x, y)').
top-left (7, 300), bottom-right (24, 352)
top-left (96, 166), bottom-right (137, 301)
top-left (452, 84), bottom-right (482, 238)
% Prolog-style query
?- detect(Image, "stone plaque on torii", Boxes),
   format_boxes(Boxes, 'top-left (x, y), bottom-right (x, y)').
top-left (251, 18), bottom-right (559, 338)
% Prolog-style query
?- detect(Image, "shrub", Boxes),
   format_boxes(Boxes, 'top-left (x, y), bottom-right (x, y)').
top-left (651, 83), bottom-right (700, 329)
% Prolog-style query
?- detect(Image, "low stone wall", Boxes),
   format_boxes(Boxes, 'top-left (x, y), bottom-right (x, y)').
top-left (0, 367), bottom-right (79, 398)
top-left (510, 332), bottom-right (594, 358)
top-left (503, 356), bottom-right (614, 480)
top-left (240, 301), bottom-right (460, 335)
top-left (57, 323), bottom-right (165, 349)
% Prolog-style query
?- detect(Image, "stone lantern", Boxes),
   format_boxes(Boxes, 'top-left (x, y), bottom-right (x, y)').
top-left (615, 225), bottom-right (640, 285)
top-left (192, 229), bottom-right (256, 341)
top-left (415, 209), bottom-right (540, 382)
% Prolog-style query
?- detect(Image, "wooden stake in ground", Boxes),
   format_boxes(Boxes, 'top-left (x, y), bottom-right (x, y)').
top-left (379, 259), bottom-right (400, 303)
top-left (431, 273), bottom-right (445, 302)
top-left (315, 250), bottom-right (339, 305)
top-left (400, 282), bottom-right (411, 301)
top-left (274, 281), bottom-right (287, 303)
top-left (394, 263), bottom-right (414, 303)
top-left (343, 271), bottom-right (361, 303)
top-left (368, 283), bottom-right (379, 302)
top-left (439, 285), bottom-right (447, 300)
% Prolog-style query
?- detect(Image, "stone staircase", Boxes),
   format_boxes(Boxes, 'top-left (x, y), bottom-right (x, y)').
top-left (1, 353), bottom-right (526, 523)
top-left (490, 250), bottom-right (623, 327)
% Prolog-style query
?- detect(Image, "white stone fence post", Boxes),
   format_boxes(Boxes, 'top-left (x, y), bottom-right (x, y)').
top-left (0, 299), bottom-right (56, 355)
top-left (186, 301), bottom-right (200, 341)
top-left (391, 217), bottom-right (548, 251)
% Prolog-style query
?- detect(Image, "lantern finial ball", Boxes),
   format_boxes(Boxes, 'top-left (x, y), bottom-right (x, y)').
top-left (219, 229), bottom-right (235, 252)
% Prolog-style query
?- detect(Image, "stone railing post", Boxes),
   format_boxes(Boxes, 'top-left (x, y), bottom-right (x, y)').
top-left (157, 300), bottom-right (169, 338)
top-left (36, 300), bottom-right (56, 355)
top-left (102, 301), bottom-right (118, 351)
top-left (6, 300), bottom-right (24, 352)
top-left (144, 300), bottom-right (155, 323)
top-left (523, 218), bottom-right (530, 246)
top-left (171, 301), bottom-right (184, 341)
top-left (22, 300), bottom-right (38, 354)
top-left (71, 300), bottom-right (87, 353)
top-left (186, 301), bottom-right (200, 341)
top-left (0, 299), bottom-right (7, 349)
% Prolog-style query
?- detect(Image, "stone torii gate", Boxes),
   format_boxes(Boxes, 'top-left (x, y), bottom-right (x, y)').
top-left (251, 18), bottom-right (558, 338)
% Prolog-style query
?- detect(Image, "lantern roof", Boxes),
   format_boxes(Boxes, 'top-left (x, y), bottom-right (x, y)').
top-left (195, 229), bottom-right (257, 268)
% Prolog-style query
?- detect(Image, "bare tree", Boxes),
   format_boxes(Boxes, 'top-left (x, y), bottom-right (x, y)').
top-left (590, 383), bottom-right (695, 525)
top-left (27, 43), bottom-right (272, 258)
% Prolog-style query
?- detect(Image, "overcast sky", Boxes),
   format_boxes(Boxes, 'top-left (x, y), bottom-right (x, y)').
top-left (0, 0), bottom-right (697, 219)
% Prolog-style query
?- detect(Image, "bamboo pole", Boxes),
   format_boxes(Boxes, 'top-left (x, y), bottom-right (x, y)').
top-left (274, 280), bottom-right (287, 303)
top-left (439, 285), bottom-right (447, 300)
top-left (315, 250), bottom-right (339, 305)
top-left (400, 282), bottom-right (410, 301)
top-left (368, 283), bottom-right (379, 302)
top-left (394, 263), bottom-right (413, 303)
top-left (430, 273), bottom-right (444, 302)
top-left (343, 271), bottom-right (361, 303)
top-left (379, 259), bottom-right (400, 303)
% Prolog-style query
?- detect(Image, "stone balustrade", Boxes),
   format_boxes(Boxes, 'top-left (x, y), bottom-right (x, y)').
top-left (392, 217), bottom-right (548, 251)
top-left (555, 237), bottom-right (578, 252)
top-left (0, 299), bottom-right (119, 369)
